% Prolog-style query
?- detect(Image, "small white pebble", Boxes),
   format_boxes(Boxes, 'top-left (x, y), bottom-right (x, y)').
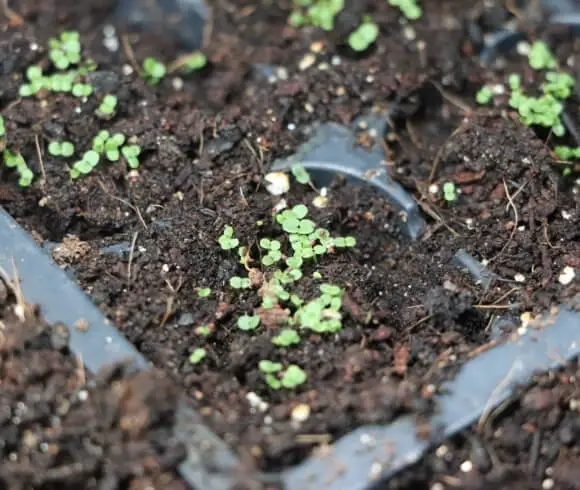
top-left (562, 210), bottom-right (573, 220)
top-left (264, 172), bottom-right (290, 196)
top-left (122, 64), bottom-right (134, 76)
top-left (435, 445), bottom-right (449, 458)
top-left (162, 264), bottom-right (170, 273)
top-left (331, 55), bottom-right (341, 66)
top-left (369, 462), bottom-right (382, 480)
top-left (516, 41), bottom-right (531, 56)
top-left (429, 184), bottom-right (439, 194)
top-left (246, 392), bottom-right (269, 413)
top-left (514, 273), bottom-right (526, 283)
top-left (287, 123), bottom-right (296, 131)
top-left (559, 266), bottom-right (576, 285)
top-left (172, 77), bottom-right (184, 91)
top-left (542, 478), bottom-right (554, 490)
top-left (291, 404), bottom-right (311, 423)
top-left (312, 195), bottom-right (328, 209)
top-left (492, 84), bottom-right (505, 95)
top-left (431, 483), bottom-right (445, 490)
top-left (298, 53), bottom-right (316, 71)
top-left (78, 390), bottom-right (88, 401)
top-left (30, 42), bottom-right (39, 51)
top-left (403, 25), bottom-right (416, 41)
top-left (460, 460), bottom-right (473, 473)
top-left (273, 199), bottom-right (288, 213)
top-left (304, 102), bottom-right (314, 113)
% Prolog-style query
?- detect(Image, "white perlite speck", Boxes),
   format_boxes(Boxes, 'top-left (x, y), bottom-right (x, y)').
top-left (264, 172), bottom-right (290, 196)
top-left (559, 266), bottom-right (575, 285)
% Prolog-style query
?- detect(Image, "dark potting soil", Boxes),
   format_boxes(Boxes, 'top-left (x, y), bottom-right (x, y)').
top-left (387, 357), bottom-right (580, 490)
top-left (0, 278), bottom-right (187, 489)
top-left (1, 0), bottom-right (579, 484)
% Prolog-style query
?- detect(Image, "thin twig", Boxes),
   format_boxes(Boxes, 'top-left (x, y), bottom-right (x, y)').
top-left (489, 179), bottom-right (524, 263)
top-left (121, 34), bottom-right (140, 74)
top-left (97, 180), bottom-right (148, 230)
top-left (127, 231), bottom-right (139, 284)
top-left (34, 134), bottom-right (46, 185)
top-left (1, 0), bottom-right (24, 25)
top-left (431, 81), bottom-right (473, 115)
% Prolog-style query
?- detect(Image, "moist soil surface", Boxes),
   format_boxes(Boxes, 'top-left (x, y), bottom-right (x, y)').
top-left (1, 0), bottom-right (580, 487)
top-left (0, 278), bottom-right (188, 489)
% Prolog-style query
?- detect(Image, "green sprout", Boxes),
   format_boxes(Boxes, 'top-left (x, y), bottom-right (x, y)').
top-left (555, 146), bottom-right (580, 160)
top-left (218, 225), bottom-right (240, 250)
top-left (182, 51), bottom-right (207, 73)
top-left (332, 236), bottom-right (356, 248)
top-left (348, 17), bottom-right (379, 52)
top-left (48, 141), bottom-right (75, 157)
top-left (70, 150), bottom-right (99, 179)
top-left (509, 90), bottom-right (565, 136)
top-left (292, 164), bottom-right (312, 185)
top-left (195, 325), bottom-right (212, 336)
top-left (19, 65), bottom-right (47, 97)
top-left (281, 365), bottom-right (307, 389)
top-left (72, 82), bottom-right (93, 97)
top-left (528, 40), bottom-right (556, 70)
top-left (259, 360), bottom-right (283, 373)
top-left (237, 314), bottom-right (261, 331)
top-left (197, 287), bottom-right (211, 298)
top-left (49, 31), bottom-right (81, 70)
top-left (542, 72), bottom-right (575, 99)
top-left (388, 0), bottom-right (422, 20)
top-left (260, 238), bottom-right (283, 266)
top-left (3, 150), bottom-right (33, 187)
top-left (96, 94), bottom-right (118, 118)
top-left (290, 0), bottom-right (345, 31)
top-left (121, 144), bottom-right (141, 169)
top-left (104, 133), bottom-right (125, 161)
top-left (475, 86), bottom-right (493, 105)
top-left (229, 276), bottom-right (251, 289)
top-left (0, 115), bottom-right (5, 138)
top-left (142, 57), bottom-right (166, 85)
top-left (48, 72), bottom-right (77, 93)
top-left (442, 182), bottom-right (457, 202)
top-left (189, 347), bottom-right (206, 364)
top-left (276, 204), bottom-right (315, 234)
top-left (272, 329), bottom-right (301, 347)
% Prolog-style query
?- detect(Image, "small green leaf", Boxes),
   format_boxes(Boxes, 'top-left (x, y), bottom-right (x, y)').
top-left (237, 314), bottom-right (260, 331)
top-left (259, 360), bottom-right (283, 373)
top-left (189, 347), bottom-right (206, 364)
top-left (197, 287), bottom-right (211, 298)
top-left (281, 365), bottom-right (307, 388)
top-left (272, 329), bottom-right (301, 347)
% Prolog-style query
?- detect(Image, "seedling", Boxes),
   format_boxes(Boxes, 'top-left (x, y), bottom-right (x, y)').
top-left (19, 65), bottom-right (47, 97)
top-left (121, 144), bottom-right (141, 169)
top-left (348, 17), bottom-right (379, 52)
top-left (3, 150), bottom-right (33, 187)
top-left (259, 360), bottom-right (283, 373)
top-left (555, 146), bottom-right (580, 160)
top-left (292, 164), bottom-right (312, 185)
top-left (542, 72), bottom-right (575, 99)
top-left (92, 130), bottom-right (110, 153)
top-left (0, 115), bottom-right (5, 139)
top-left (276, 204), bottom-right (316, 234)
top-left (96, 94), bottom-right (117, 119)
top-left (142, 57), bottom-right (166, 85)
top-left (237, 314), bottom-right (261, 331)
top-left (443, 182), bottom-right (457, 202)
top-left (196, 287), bottom-right (211, 298)
top-left (104, 133), bottom-right (126, 162)
top-left (49, 72), bottom-right (77, 93)
top-left (475, 86), bottom-right (493, 105)
top-left (72, 82), bottom-right (93, 97)
top-left (272, 329), bottom-right (301, 347)
top-left (388, 0), bottom-right (422, 20)
top-left (49, 31), bottom-right (81, 70)
top-left (48, 141), bottom-right (75, 157)
top-left (290, 0), bottom-right (344, 31)
top-left (332, 236), bottom-right (356, 248)
top-left (189, 347), bottom-right (206, 364)
top-left (195, 325), bottom-right (212, 336)
top-left (182, 51), bottom-right (207, 73)
top-left (230, 276), bottom-right (251, 289)
top-left (70, 150), bottom-right (99, 179)
top-left (218, 225), bottom-right (240, 250)
top-left (528, 40), bottom-right (556, 70)
top-left (260, 238), bottom-right (283, 266)
top-left (281, 365), bottom-right (307, 389)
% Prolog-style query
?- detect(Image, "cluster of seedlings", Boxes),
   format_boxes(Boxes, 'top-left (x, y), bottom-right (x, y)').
top-left (191, 166), bottom-right (357, 391)
top-left (1, 31), bottom-right (206, 186)
top-left (289, 0), bottom-right (422, 52)
top-left (476, 40), bottom-right (580, 175)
